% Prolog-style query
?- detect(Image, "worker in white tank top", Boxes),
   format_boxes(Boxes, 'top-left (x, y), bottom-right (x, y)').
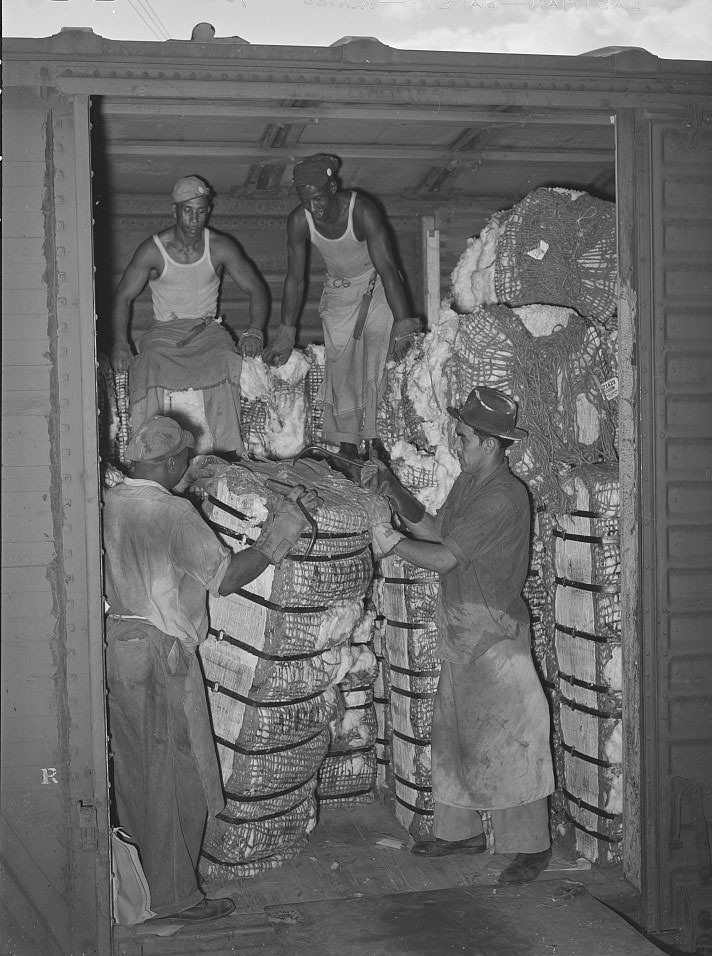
top-left (110, 175), bottom-right (269, 456)
top-left (262, 154), bottom-right (420, 459)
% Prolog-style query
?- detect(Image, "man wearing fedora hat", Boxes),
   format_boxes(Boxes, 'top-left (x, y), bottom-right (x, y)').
top-left (110, 174), bottom-right (270, 457)
top-left (102, 415), bottom-right (318, 922)
top-left (372, 386), bottom-right (555, 885)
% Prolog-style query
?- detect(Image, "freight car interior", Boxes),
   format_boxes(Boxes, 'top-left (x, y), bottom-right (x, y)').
top-left (86, 44), bottom-right (669, 956)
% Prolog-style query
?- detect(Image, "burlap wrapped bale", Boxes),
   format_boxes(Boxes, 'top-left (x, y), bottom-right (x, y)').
top-left (191, 458), bottom-right (378, 881)
top-left (376, 553), bottom-right (442, 843)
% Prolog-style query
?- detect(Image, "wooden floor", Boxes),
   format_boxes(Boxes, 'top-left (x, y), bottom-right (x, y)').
top-left (114, 795), bottom-right (665, 956)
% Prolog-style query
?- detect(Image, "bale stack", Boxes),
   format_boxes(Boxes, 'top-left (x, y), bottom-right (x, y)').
top-left (375, 553), bottom-right (441, 843)
top-left (442, 186), bottom-right (621, 862)
top-left (549, 464), bottom-right (623, 863)
top-left (189, 458), bottom-right (379, 881)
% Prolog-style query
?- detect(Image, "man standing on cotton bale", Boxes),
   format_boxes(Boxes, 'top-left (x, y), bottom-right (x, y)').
top-left (103, 415), bottom-right (318, 922)
top-left (110, 175), bottom-right (270, 457)
top-left (370, 387), bottom-right (555, 885)
top-left (263, 153), bottom-right (420, 461)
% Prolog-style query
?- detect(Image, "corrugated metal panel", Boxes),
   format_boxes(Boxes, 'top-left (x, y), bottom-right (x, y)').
top-left (640, 109), bottom-right (712, 933)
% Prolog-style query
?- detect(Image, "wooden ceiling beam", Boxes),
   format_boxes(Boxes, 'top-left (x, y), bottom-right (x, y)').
top-left (105, 143), bottom-right (613, 164)
top-left (98, 99), bottom-right (614, 126)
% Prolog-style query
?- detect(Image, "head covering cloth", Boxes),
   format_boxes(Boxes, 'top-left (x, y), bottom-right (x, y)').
top-left (293, 153), bottom-right (341, 189)
top-left (171, 175), bottom-right (212, 204)
top-left (447, 386), bottom-right (528, 442)
top-left (125, 415), bottom-right (196, 462)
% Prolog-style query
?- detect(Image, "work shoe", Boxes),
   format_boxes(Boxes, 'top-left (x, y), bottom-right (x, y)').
top-left (497, 848), bottom-right (552, 885)
top-left (158, 897), bottom-right (235, 922)
top-left (411, 833), bottom-right (487, 857)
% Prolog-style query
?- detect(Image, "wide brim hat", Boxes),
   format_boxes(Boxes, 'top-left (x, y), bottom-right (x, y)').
top-left (447, 386), bottom-right (528, 442)
top-left (125, 416), bottom-right (195, 463)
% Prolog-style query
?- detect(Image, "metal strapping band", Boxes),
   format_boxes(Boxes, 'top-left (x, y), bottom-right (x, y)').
top-left (224, 776), bottom-right (312, 803)
top-left (386, 618), bottom-right (430, 630)
top-left (217, 795), bottom-right (309, 826)
top-left (390, 684), bottom-right (437, 701)
top-left (395, 794), bottom-right (434, 816)
top-left (564, 809), bottom-right (622, 844)
top-left (208, 626), bottom-right (325, 661)
top-left (558, 670), bottom-right (611, 695)
top-left (559, 691), bottom-right (621, 721)
top-left (207, 678), bottom-right (324, 708)
top-left (394, 772), bottom-right (432, 794)
top-left (215, 728), bottom-right (324, 756)
top-left (562, 787), bottom-right (620, 821)
top-left (552, 526), bottom-right (619, 546)
top-left (235, 587), bottom-right (328, 614)
top-left (561, 740), bottom-right (613, 769)
top-left (555, 575), bottom-right (619, 595)
top-left (318, 787), bottom-right (373, 802)
top-left (393, 728), bottom-right (431, 747)
top-left (555, 623), bottom-right (611, 645)
top-left (388, 661), bottom-right (440, 678)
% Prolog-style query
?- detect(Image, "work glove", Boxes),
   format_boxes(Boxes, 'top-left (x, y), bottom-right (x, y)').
top-left (371, 521), bottom-right (405, 559)
top-left (110, 341), bottom-right (133, 374)
top-left (253, 485), bottom-right (317, 566)
top-left (388, 318), bottom-right (420, 362)
top-left (239, 328), bottom-right (265, 359)
top-left (361, 459), bottom-right (425, 524)
top-left (262, 325), bottom-right (296, 367)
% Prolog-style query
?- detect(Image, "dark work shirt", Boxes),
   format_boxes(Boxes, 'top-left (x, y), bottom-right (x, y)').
top-left (436, 462), bottom-right (532, 663)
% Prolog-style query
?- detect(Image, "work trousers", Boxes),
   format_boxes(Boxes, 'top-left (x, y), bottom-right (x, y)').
top-left (434, 797), bottom-right (550, 854)
top-left (105, 621), bottom-right (208, 916)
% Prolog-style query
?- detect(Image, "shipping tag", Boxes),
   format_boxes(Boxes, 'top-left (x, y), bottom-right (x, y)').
top-left (526, 239), bottom-right (549, 261)
top-left (600, 376), bottom-right (619, 401)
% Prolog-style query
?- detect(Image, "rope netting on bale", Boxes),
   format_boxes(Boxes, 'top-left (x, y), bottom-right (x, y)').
top-left (187, 458), bottom-right (385, 881)
top-left (449, 304), bottom-right (617, 510)
top-left (494, 188), bottom-right (617, 325)
top-left (304, 344), bottom-right (326, 445)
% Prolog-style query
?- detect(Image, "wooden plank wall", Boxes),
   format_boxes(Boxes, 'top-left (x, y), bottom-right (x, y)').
top-left (1, 85), bottom-right (75, 956)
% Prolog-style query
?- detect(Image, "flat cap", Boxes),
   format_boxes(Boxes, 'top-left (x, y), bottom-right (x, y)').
top-left (171, 175), bottom-right (211, 204)
top-left (125, 416), bottom-right (195, 463)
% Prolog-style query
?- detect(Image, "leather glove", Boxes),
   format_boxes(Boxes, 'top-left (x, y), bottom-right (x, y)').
top-left (373, 467), bottom-right (425, 523)
top-left (253, 485), bottom-right (316, 566)
top-left (388, 318), bottom-right (420, 362)
top-left (263, 325), bottom-right (296, 367)
top-left (239, 328), bottom-right (264, 358)
top-left (372, 522), bottom-right (405, 559)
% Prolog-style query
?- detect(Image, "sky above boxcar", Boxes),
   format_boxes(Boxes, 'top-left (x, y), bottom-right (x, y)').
top-left (4, 0), bottom-right (710, 61)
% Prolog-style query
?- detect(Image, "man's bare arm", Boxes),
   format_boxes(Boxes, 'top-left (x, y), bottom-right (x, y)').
top-left (263, 209), bottom-right (308, 366)
top-left (110, 238), bottom-right (159, 372)
top-left (356, 198), bottom-right (420, 357)
top-left (214, 234), bottom-right (270, 334)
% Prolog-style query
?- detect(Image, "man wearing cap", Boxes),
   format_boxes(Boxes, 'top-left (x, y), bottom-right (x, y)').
top-left (110, 174), bottom-right (269, 457)
top-left (262, 153), bottom-right (419, 461)
top-left (102, 415), bottom-right (317, 922)
top-left (370, 387), bottom-right (555, 885)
